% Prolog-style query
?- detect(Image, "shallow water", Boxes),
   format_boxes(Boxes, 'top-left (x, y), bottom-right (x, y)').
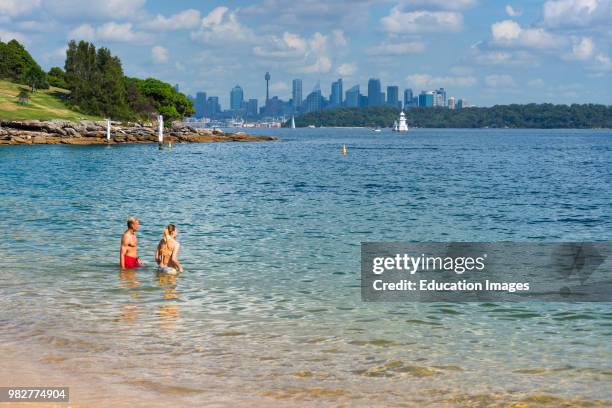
top-left (1, 128), bottom-right (611, 407)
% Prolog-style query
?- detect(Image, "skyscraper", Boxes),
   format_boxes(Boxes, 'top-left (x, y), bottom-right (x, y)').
top-left (345, 85), bottom-right (360, 107)
top-left (230, 85), bottom-right (244, 111)
top-left (330, 78), bottom-right (343, 107)
top-left (195, 91), bottom-right (207, 118)
top-left (265, 72), bottom-right (271, 105)
top-left (387, 86), bottom-right (399, 108)
top-left (292, 79), bottom-right (302, 109)
top-left (368, 78), bottom-right (383, 106)
top-left (246, 99), bottom-right (258, 117)
top-left (403, 89), bottom-right (414, 109)
top-left (433, 88), bottom-right (446, 107)
top-left (304, 89), bottom-right (323, 113)
top-left (448, 96), bottom-right (456, 110)
top-left (418, 91), bottom-right (434, 107)
top-left (206, 96), bottom-right (221, 117)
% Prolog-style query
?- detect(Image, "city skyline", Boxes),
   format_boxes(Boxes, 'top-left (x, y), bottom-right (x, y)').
top-left (1, 1), bottom-right (610, 107)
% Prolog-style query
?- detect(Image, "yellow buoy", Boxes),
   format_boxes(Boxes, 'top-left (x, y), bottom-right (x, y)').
top-left (342, 144), bottom-right (347, 155)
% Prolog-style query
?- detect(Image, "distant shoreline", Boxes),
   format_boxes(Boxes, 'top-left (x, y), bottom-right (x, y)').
top-left (0, 119), bottom-right (276, 145)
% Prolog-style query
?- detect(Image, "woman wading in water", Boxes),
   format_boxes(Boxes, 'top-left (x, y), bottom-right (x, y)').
top-left (155, 224), bottom-right (183, 275)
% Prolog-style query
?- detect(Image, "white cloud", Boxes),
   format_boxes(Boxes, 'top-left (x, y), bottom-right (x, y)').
top-left (68, 22), bottom-right (149, 43)
top-left (44, 0), bottom-right (145, 20)
top-left (381, 8), bottom-right (463, 34)
top-left (0, 28), bottom-right (27, 43)
top-left (528, 78), bottom-right (545, 87)
top-left (542, 0), bottom-right (610, 29)
top-left (298, 56), bottom-right (332, 74)
top-left (151, 45), bottom-right (168, 63)
top-left (472, 49), bottom-right (539, 66)
top-left (270, 81), bottom-right (289, 93)
top-left (191, 7), bottom-right (252, 44)
top-left (491, 20), bottom-right (564, 49)
top-left (398, 0), bottom-right (477, 10)
top-left (594, 53), bottom-right (612, 71)
top-left (366, 41), bottom-right (426, 55)
top-left (406, 73), bottom-right (477, 88)
top-left (332, 30), bottom-right (347, 47)
top-left (505, 4), bottom-right (523, 16)
top-left (485, 74), bottom-right (516, 87)
top-left (336, 62), bottom-right (357, 76)
top-left (0, 0), bottom-right (40, 17)
top-left (569, 36), bottom-right (594, 60)
top-left (68, 24), bottom-right (95, 40)
top-left (144, 9), bottom-right (201, 31)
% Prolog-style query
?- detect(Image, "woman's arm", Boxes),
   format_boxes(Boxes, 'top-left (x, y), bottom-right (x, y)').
top-left (171, 242), bottom-right (183, 273)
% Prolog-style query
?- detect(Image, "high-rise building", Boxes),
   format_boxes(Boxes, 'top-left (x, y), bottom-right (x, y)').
top-left (367, 78), bottom-right (383, 106)
top-left (230, 85), bottom-right (244, 111)
top-left (195, 92), bottom-right (207, 118)
top-left (292, 79), bottom-right (302, 109)
top-left (448, 96), bottom-right (456, 110)
top-left (387, 86), bottom-right (399, 108)
top-left (246, 99), bottom-right (258, 117)
top-left (456, 99), bottom-right (468, 110)
top-left (345, 85), bottom-right (360, 107)
top-left (403, 89), bottom-right (414, 109)
top-left (330, 78), bottom-right (343, 107)
top-left (304, 90), bottom-right (323, 113)
top-left (418, 91), bottom-right (434, 107)
top-left (433, 88), bottom-right (446, 107)
top-left (206, 96), bottom-right (221, 117)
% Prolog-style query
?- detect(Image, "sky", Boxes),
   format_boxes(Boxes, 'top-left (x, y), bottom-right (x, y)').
top-left (0, 0), bottom-right (611, 107)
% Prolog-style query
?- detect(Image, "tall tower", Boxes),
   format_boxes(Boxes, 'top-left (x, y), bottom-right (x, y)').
top-left (265, 71), bottom-right (270, 105)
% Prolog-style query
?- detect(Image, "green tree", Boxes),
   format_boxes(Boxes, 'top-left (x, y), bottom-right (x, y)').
top-left (47, 66), bottom-right (67, 89)
top-left (23, 65), bottom-right (48, 92)
top-left (17, 88), bottom-right (29, 105)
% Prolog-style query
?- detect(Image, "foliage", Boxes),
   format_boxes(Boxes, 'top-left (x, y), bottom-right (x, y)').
top-left (63, 40), bottom-right (194, 121)
top-left (23, 66), bottom-right (48, 91)
top-left (0, 38), bottom-right (49, 89)
top-left (47, 66), bottom-right (67, 89)
top-left (293, 104), bottom-right (612, 129)
top-left (17, 88), bottom-right (29, 105)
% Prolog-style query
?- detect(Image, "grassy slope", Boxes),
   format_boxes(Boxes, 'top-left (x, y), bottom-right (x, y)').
top-left (0, 79), bottom-right (100, 121)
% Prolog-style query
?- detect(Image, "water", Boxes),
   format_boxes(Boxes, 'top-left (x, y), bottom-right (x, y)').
top-left (1, 128), bottom-right (611, 407)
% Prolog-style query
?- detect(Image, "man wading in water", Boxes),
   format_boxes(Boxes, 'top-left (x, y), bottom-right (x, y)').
top-left (120, 217), bottom-right (144, 269)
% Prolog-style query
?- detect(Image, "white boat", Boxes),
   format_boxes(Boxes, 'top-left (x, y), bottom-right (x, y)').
top-left (307, 125), bottom-right (316, 128)
top-left (373, 128), bottom-right (381, 132)
top-left (291, 116), bottom-right (296, 129)
top-left (392, 111), bottom-right (409, 132)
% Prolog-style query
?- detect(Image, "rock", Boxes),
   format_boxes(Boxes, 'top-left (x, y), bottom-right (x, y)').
top-left (32, 135), bottom-right (47, 144)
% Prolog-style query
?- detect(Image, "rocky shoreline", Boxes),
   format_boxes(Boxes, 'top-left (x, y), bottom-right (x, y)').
top-left (0, 120), bottom-right (276, 145)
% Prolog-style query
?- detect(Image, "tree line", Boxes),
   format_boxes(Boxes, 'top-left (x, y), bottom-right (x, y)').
top-left (0, 38), bottom-right (194, 121)
top-left (292, 104), bottom-right (612, 129)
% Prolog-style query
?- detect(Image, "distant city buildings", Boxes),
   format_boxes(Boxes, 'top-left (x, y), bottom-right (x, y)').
top-left (230, 85), bottom-right (244, 111)
top-left (186, 72), bottom-right (470, 121)
top-left (387, 86), bottom-right (400, 108)
top-left (367, 78), bottom-right (384, 106)
top-left (292, 79), bottom-right (302, 109)
top-left (330, 78), bottom-right (343, 107)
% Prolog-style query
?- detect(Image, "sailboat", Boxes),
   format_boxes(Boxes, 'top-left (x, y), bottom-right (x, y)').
top-left (291, 116), bottom-right (296, 129)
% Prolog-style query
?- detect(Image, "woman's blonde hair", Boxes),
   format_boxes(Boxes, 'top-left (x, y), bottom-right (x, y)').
top-left (162, 224), bottom-right (176, 242)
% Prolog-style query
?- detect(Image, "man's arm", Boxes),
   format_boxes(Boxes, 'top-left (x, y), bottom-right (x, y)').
top-left (119, 234), bottom-right (127, 269)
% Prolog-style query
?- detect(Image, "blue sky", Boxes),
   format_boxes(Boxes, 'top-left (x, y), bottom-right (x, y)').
top-left (1, 0), bottom-right (611, 107)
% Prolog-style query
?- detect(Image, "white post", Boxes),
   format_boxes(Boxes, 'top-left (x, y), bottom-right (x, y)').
top-left (106, 119), bottom-right (111, 141)
top-left (158, 115), bottom-right (164, 149)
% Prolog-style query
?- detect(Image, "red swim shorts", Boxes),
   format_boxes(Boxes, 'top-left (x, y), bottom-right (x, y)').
top-left (124, 255), bottom-right (143, 268)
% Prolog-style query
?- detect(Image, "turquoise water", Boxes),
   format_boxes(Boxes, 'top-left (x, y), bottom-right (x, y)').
top-left (1, 128), bottom-right (611, 407)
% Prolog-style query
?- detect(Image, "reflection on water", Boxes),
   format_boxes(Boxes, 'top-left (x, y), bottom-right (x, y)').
top-left (1, 128), bottom-right (611, 406)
